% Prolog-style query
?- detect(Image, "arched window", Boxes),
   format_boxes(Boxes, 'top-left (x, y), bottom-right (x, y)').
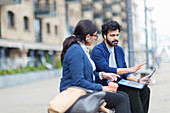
top-left (8, 11), bottom-right (15, 28)
top-left (54, 25), bottom-right (58, 35)
top-left (24, 16), bottom-right (29, 30)
top-left (46, 23), bottom-right (50, 34)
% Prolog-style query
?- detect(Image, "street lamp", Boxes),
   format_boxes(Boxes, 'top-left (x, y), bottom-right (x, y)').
top-left (147, 7), bottom-right (155, 68)
top-left (126, 0), bottom-right (135, 67)
top-left (144, 0), bottom-right (149, 69)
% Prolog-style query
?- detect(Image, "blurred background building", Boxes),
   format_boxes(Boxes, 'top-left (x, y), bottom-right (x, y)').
top-left (65, 0), bottom-right (140, 56)
top-left (0, 0), bottom-right (144, 70)
top-left (0, 0), bottom-right (66, 70)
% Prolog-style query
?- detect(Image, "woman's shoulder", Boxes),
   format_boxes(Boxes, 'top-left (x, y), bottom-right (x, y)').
top-left (69, 43), bottom-right (81, 49)
top-left (67, 43), bottom-right (83, 54)
top-left (70, 43), bottom-right (80, 48)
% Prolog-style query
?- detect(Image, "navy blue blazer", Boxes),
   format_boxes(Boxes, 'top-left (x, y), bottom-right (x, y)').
top-left (91, 41), bottom-right (130, 86)
top-left (60, 43), bottom-right (102, 92)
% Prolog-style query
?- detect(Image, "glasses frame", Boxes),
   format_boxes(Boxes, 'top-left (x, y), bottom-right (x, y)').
top-left (91, 34), bottom-right (99, 40)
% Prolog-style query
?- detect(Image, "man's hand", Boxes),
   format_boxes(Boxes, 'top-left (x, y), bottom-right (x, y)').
top-left (139, 75), bottom-right (151, 86)
top-left (129, 61), bottom-right (146, 73)
top-left (102, 72), bottom-right (120, 81)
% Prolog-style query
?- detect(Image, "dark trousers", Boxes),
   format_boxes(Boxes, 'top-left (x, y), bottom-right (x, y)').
top-left (66, 91), bottom-right (131, 113)
top-left (118, 85), bottom-right (150, 113)
top-left (104, 91), bottom-right (131, 113)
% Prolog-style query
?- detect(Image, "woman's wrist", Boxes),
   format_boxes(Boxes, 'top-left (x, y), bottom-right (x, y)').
top-left (99, 72), bottom-right (105, 80)
top-left (101, 72), bottom-right (105, 78)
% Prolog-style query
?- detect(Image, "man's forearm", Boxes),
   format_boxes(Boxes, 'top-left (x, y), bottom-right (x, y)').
top-left (117, 68), bottom-right (131, 75)
top-left (127, 74), bottom-right (139, 82)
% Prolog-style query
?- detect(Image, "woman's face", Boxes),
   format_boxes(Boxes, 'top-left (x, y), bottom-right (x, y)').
top-left (86, 31), bottom-right (98, 46)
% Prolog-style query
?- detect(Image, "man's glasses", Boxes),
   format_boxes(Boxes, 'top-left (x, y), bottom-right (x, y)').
top-left (91, 34), bottom-right (99, 40)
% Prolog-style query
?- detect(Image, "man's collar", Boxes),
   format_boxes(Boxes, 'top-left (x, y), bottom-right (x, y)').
top-left (106, 46), bottom-right (114, 53)
top-left (101, 41), bottom-right (116, 53)
top-left (101, 41), bottom-right (108, 52)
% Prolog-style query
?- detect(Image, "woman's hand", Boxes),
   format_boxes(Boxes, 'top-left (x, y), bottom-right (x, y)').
top-left (139, 75), bottom-right (151, 86)
top-left (102, 86), bottom-right (117, 93)
top-left (101, 72), bottom-right (120, 81)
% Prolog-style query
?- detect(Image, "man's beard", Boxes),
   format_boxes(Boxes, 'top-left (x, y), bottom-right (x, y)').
top-left (106, 39), bottom-right (118, 46)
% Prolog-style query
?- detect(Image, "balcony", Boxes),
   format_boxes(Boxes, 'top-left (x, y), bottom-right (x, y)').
top-left (94, 10), bottom-right (104, 19)
top-left (0, 23), bottom-right (1, 38)
top-left (82, 3), bottom-right (93, 12)
top-left (65, 0), bottom-right (80, 2)
top-left (34, 0), bottom-right (56, 18)
top-left (0, 0), bottom-right (21, 5)
top-left (93, 0), bottom-right (103, 2)
top-left (103, 3), bottom-right (112, 12)
top-left (104, 2), bottom-right (112, 20)
top-left (112, 0), bottom-right (119, 4)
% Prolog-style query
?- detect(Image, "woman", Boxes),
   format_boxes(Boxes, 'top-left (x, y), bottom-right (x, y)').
top-left (60, 19), bottom-right (131, 113)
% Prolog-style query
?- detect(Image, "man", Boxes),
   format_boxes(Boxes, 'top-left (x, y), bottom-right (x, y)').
top-left (91, 20), bottom-right (151, 113)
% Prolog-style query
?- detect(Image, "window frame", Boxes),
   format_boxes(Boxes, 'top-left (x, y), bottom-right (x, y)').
top-left (7, 11), bottom-right (15, 28)
top-left (24, 16), bottom-right (29, 31)
top-left (54, 25), bottom-right (58, 36)
top-left (46, 23), bottom-right (50, 34)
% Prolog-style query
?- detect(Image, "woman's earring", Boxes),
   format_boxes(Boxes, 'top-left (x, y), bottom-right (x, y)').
top-left (86, 38), bottom-right (90, 42)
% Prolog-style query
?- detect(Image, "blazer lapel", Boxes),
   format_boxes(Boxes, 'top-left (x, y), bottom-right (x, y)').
top-left (114, 46), bottom-right (120, 68)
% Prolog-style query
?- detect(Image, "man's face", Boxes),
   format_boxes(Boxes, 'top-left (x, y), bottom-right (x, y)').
top-left (105, 29), bottom-right (119, 47)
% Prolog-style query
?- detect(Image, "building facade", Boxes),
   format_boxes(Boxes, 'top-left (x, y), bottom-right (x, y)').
top-left (0, 0), bottom-right (66, 70)
top-left (0, 0), bottom-right (140, 70)
top-left (65, 0), bottom-right (133, 48)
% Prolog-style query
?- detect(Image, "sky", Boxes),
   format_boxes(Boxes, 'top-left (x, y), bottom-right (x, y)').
top-left (148, 0), bottom-right (170, 37)
top-left (135, 0), bottom-right (170, 46)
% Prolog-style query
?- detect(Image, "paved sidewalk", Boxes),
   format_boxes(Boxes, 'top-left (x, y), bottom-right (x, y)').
top-left (0, 76), bottom-right (61, 113)
top-left (149, 62), bottom-right (170, 113)
top-left (0, 63), bottom-right (170, 113)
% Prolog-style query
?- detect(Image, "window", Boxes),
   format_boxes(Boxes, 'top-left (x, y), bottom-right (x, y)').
top-left (54, 25), bottom-right (58, 35)
top-left (24, 16), bottom-right (29, 30)
top-left (46, 23), bottom-right (50, 34)
top-left (8, 11), bottom-right (15, 28)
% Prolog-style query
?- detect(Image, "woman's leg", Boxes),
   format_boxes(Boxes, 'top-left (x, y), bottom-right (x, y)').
top-left (104, 91), bottom-right (131, 113)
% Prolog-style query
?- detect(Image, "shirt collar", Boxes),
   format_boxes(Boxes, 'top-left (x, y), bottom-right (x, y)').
top-left (78, 41), bottom-right (89, 53)
top-left (106, 46), bottom-right (114, 53)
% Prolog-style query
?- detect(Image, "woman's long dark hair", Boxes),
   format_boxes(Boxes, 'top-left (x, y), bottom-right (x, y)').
top-left (60, 19), bottom-right (98, 64)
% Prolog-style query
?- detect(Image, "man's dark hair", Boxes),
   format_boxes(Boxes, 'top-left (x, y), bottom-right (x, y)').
top-left (101, 20), bottom-right (122, 38)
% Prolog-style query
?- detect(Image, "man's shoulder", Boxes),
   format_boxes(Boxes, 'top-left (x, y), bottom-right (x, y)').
top-left (92, 43), bottom-right (104, 54)
top-left (115, 45), bottom-right (124, 51)
top-left (93, 41), bottom-right (104, 50)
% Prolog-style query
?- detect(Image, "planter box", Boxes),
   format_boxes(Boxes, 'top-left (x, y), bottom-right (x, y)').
top-left (0, 68), bottom-right (62, 88)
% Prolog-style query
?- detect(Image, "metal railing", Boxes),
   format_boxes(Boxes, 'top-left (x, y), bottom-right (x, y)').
top-left (0, 57), bottom-right (42, 70)
top-left (94, 10), bottom-right (104, 18)
top-left (81, 3), bottom-right (93, 11)
top-left (34, 0), bottom-right (56, 17)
